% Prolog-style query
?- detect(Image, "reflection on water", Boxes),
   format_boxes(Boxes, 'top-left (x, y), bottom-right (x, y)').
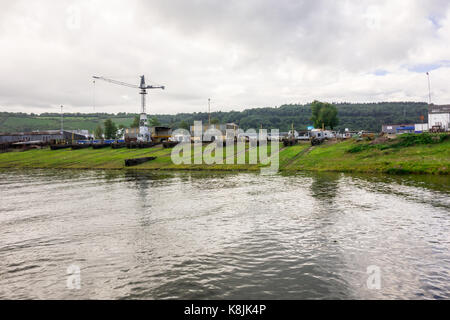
top-left (309, 171), bottom-right (340, 201)
top-left (0, 169), bottom-right (448, 299)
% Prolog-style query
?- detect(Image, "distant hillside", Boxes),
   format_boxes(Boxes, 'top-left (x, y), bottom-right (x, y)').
top-left (0, 102), bottom-right (429, 133)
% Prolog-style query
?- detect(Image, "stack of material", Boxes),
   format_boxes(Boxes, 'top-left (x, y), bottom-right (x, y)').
top-left (124, 157), bottom-right (157, 167)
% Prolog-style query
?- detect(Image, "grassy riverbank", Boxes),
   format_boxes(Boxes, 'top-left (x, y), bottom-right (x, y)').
top-left (0, 134), bottom-right (448, 174)
top-left (283, 136), bottom-right (450, 174)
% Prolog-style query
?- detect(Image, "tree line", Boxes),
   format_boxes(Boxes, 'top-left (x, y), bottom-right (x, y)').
top-left (0, 101), bottom-right (429, 133)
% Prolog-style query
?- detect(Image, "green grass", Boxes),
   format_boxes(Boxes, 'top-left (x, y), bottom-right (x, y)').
top-left (283, 136), bottom-right (450, 174)
top-left (0, 143), bottom-right (280, 171)
top-left (0, 137), bottom-right (448, 174)
top-left (348, 133), bottom-right (450, 153)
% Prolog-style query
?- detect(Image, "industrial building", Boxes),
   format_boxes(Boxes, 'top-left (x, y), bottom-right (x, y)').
top-left (191, 123), bottom-right (239, 136)
top-left (0, 130), bottom-right (88, 144)
top-left (125, 126), bottom-right (172, 143)
top-left (382, 104), bottom-right (450, 134)
top-left (190, 123), bottom-right (239, 135)
top-left (428, 104), bottom-right (450, 132)
top-left (190, 123), bottom-right (239, 141)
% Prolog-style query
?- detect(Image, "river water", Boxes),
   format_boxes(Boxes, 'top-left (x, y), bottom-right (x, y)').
top-left (0, 169), bottom-right (448, 300)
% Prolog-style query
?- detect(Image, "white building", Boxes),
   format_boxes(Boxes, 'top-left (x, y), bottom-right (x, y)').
top-left (414, 123), bottom-right (428, 133)
top-left (428, 105), bottom-right (450, 131)
top-left (190, 123), bottom-right (239, 141)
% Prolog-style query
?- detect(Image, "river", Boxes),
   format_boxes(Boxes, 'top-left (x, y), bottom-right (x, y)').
top-left (0, 169), bottom-right (448, 299)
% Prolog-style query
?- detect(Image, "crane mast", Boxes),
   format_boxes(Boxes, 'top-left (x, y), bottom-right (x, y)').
top-left (93, 75), bottom-right (165, 142)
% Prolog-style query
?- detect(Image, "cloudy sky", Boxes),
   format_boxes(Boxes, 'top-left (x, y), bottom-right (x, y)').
top-left (0, 0), bottom-right (449, 114)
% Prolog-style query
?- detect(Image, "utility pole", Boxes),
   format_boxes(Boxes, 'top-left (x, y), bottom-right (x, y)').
top-left (93, 79), bottom-right (96, 112)
top-left (208, 98), bottom-right (211, 126)
top-left (60, 105), bottom-right (64, 135)
top-left (427, 72), bottom-right (432, 105)
top-left (426, 72), bottom-right (432, 132)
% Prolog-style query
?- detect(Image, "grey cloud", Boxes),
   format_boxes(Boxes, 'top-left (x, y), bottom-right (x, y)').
top-left (0, 0), bottom-right (449, 114)
top-left (140, 0), bottom-right (450, 70)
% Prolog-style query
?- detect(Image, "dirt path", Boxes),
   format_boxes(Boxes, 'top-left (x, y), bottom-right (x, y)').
top-left (282, 146), bottom-right (314, 169)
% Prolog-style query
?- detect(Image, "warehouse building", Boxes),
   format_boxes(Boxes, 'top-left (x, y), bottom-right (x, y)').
top-left (190, 123), bottom-right (239, 141)
top-left (0, 130), bottom-right (88, 144)
top-left (428, 104), bottom-right (450, 132)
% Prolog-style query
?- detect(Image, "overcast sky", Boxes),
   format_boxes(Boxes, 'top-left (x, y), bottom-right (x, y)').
top-left (0, 0), bottom-right (449, 115)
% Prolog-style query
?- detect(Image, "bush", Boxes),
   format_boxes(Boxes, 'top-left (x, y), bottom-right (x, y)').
top-left (395, 133), bottom-right (449, 147)
top-left (347, 133), bottom-right (449, 153)
top-left (348, 144), bottom-right (372, 153)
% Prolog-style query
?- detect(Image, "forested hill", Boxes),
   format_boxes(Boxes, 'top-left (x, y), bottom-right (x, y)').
top-left (0, 102), bottom-right (429, 133)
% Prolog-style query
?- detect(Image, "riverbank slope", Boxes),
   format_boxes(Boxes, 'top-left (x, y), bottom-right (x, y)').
top-left (0, 134), bottom-right (448, 174)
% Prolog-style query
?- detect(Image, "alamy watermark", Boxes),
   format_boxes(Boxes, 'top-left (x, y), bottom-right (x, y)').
top-left (366, 265), bottom-right (381, 290)
top-left (66, 5), bottom-right (81, 30)
top-left (170, 121), bottom-right (280, 174)
top-left (66, 264), bottom-right (81, 290)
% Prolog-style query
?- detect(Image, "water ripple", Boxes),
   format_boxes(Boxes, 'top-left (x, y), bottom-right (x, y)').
top-left (0, 169), bottom-right (448, 299)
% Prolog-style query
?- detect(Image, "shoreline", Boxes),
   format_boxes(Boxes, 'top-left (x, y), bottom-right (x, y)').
top-left (0, 166), bottom-right (447, 175)
top-left (0, 166), bottom-right (447, 176)
top-left (0, 162), bottom-right (448, 175)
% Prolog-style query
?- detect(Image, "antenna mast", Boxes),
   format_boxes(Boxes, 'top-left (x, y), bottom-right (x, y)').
top-left (427, 72), bottom-right (432, 105)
